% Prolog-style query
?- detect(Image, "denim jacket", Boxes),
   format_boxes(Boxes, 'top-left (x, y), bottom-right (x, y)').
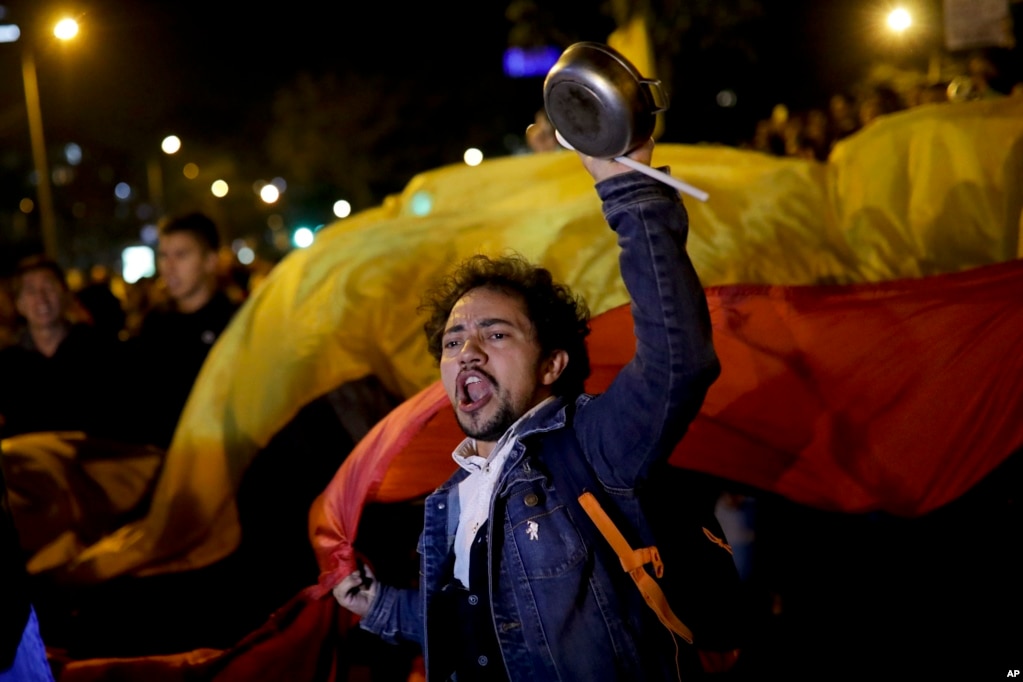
top-left (359, 170), bottom-right (720, 680)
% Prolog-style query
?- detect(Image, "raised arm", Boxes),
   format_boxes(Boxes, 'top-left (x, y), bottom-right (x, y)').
top-left (573, 140), bottom-right (720, 486)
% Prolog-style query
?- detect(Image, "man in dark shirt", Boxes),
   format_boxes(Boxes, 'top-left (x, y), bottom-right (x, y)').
top-left (0, 256), bottom-right (123, 440)
top-left (127, 212), bottom-right (239, 449)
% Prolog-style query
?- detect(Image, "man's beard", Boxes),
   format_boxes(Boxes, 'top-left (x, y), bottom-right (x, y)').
top-left (457, 399), bottom-right (520, 444)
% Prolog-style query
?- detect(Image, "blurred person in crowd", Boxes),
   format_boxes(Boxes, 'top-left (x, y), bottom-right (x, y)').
top-left (765, 103), bottom-right (790, 155)
top-left (333, 136), bottom-right (722, 679)
top-left (916, 82), bottom-right (950, 106)
top-left (799, 108), bottom-right (831, 161)
top-left (121, 275), bottom-right (159, 339)
top-left (749, 118), bottom-right (784, 156)
top-left (945, 52), bottom-right (1010, 103)
top-left (1, 461), bottom-right (55, 682)
top-left (779, 107), bottom-right (803, 156)
top-left (216, 245), bottom-right (252, 305)
top-left (525, 109), bottom-right (559, 153)
top-left (857, 84), bottom-right (905, 128)
top-left (766, 108), bottom-right (831, 162)
top-left (125, 211), bottom-right (240, 449)
top-left (827, 92), bottom-right (860, 144)
top-left (965, 50), bottom-right (1012, 100)
top-left (0, 256), bottom-right (125, 439)
top-left (0, 283), bottom-right (17, 351)
top-left (76, 274), bottom-right (127, 343)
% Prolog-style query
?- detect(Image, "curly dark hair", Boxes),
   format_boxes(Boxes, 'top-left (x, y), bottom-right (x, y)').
top-left (420, 254), bottom-right (591, 397)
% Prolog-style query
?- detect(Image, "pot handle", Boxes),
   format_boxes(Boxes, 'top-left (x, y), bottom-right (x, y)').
top-left (640, 78), bottom-right (669, 114)
top-left (612, 156), bottom-right (709, 202)
top-left (554, 129), bottom-right (709, 202)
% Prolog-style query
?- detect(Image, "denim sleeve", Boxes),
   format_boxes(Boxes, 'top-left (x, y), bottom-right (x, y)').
top-left (576, 170), bottom-right (720, 487)
top-left (358, 583), bottom-right (424, 647)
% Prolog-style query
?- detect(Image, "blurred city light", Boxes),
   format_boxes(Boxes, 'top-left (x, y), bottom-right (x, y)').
top-left (333, 199), bottom-right (351, 219)
top-left (122, 245), bottom-right (155, 284)
top-left (237, 246), bottom-right (255, 265)
top-left (887, 8), bottom-right (912, 33)
top-left (503, 46), bottom-right (560, 78)
top-left (52, 166), bottom-right (74, 186)
top-left (114, 182), bottom-right (132, 200)
top-left (463, 147), bottom-right (483, 166)
top-left (53, 18), bottom-right (79, 40)
top-left (716, 89), bottom-right (738, 107)
top-left (410, 190), bottom-right (433, 216)
top-left (64, 142), bottom-right (82, 165)
top-left (259, 183), bottom-right (280, 203)
top-left (140, 224), bottom-right (159, 244)
top-left (0, 24), bottom-right (20, 43)
top-left (211, 179), bottom-right (229, 197)
top-left (292, 227), bottom-right (314, 248)
top-left (183, 162), bottom-right (199, 179)
top-left (161, 135), bottom-right (182, 154)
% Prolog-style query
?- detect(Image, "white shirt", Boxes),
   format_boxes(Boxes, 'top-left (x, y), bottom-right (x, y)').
top-left (451, 397), bottom-right (555, 587)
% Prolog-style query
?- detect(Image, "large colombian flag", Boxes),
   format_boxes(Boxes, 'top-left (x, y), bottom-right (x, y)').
top-left (25, 95), bottom-right (1021, 584)
top-left (30, 95), bottom-right (1023, 681)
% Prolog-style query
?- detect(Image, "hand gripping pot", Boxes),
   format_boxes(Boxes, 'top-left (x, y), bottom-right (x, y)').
top-left (543, 42), bottom-right (669, 159)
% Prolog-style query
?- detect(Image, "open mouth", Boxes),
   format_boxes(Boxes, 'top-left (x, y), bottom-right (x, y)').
top-left (459, 371), bottom-right (494, 411)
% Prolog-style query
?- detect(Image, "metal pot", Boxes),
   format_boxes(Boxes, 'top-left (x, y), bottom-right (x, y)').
top-left (543, 41), bottom-right (668, 159)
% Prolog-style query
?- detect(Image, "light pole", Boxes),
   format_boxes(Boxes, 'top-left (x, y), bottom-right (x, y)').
top-left (21, 46), bottom-right (58, 259)
top-left (10, 17), bottom-right (79, 261)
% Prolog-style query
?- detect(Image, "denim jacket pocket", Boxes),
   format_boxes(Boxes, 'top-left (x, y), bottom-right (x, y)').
top-left (503, 480), bottom-right (587, 579)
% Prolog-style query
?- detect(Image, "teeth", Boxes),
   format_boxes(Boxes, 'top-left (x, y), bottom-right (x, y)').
top-left (465, 377), bottom-right (480, 385)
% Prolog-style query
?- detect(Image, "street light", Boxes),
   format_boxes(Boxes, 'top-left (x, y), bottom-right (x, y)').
top-left (7, 16), bottom-right (80, 260)
top-left (881, 6), bottom-right (942, 83)
top-left (887, 8), bottom-right (912, 34)
top-left (147, 135), bottom-right (183, 215)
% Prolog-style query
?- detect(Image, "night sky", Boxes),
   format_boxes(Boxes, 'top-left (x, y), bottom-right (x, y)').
top-left (2, 0), bottom-right (871, 163)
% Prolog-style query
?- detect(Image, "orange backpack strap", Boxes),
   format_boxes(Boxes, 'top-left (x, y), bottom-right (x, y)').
top-left (578, 492), bottom-right (694, 644)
